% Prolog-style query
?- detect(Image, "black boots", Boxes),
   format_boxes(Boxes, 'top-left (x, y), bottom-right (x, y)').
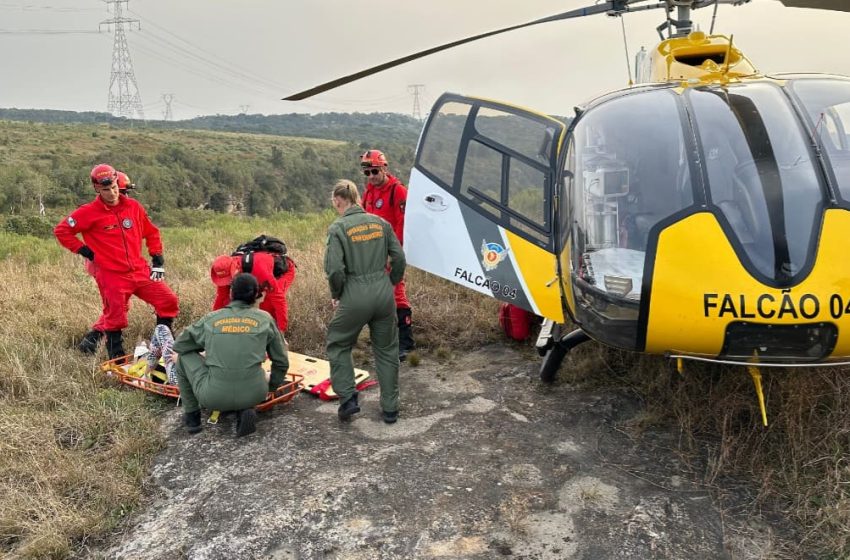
top-left (236, 408), bottom-right (257, 437)
top-left (338, 392), bottom-right (361, 421)
top-left (397, 308), bottom-right (415, 361)
top-left (78, 329), bottom-right (104, 354)
top-left (105, 330), bottom-right (125, 360)
top-left (382, 410), bottom-right (399, 424)
top-left (184, 410), bottom-right (202, 434)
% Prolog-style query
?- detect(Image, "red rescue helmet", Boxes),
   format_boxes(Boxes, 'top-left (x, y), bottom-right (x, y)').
top-left (90, 163), bottom-right (117, 187)
top-left (360, 149), bottom-right (388, 168)
top-left (210, 255), bottom-right (240, 287)
top-left (116, 171), bottom-right (134, 191)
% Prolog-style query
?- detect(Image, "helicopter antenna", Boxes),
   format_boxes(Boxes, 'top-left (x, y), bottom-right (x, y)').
top-left (723, 33), bottom-right (734, 76)
top-left (709, 0), bottom-right (720, 34)
top-left (619, 15), bottom-right (634, 86)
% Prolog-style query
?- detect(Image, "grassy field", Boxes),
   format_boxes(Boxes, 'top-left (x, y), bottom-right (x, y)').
top-left (0, 120), bottom-right (344, 166)
top-left (2, 211), bottom-right (850, 558)
top-left (0, 212), bottom-right (501, 559)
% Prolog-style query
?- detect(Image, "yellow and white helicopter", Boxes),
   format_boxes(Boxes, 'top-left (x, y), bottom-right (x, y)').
top-left (287, 0), bottom-right (850, 424)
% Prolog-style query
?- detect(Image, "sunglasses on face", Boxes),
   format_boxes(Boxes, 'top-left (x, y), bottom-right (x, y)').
top-left (93, 177), bottom-right (115, 186)
top-left (363, 168), bottom-right (382, 176)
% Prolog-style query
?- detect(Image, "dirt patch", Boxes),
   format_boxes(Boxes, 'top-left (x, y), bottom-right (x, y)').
top-left (94, 346), bottom-right (792, 559)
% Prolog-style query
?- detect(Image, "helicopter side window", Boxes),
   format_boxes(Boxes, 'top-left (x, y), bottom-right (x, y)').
top-left (461, 139), bottom-right (504, 218)
top-left (792, 78), bottom-right (850, 201)
top-left (418, 101), bottom-right (472, 188)
top-left (451, 106), bottom-right (555, 246)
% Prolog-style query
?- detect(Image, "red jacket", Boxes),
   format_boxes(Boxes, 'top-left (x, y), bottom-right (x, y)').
top-left (213, 252), bottom-right (278, 307)
top-left (362, 174), bottom-right (407, 245)
top-left (213, 253), bottom-right (297, 331)
top-left (54, 195), bottom-right (163, 273)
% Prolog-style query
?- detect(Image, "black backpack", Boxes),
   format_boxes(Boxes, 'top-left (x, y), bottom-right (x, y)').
top-left (232, 235), bottom-right (289, 277)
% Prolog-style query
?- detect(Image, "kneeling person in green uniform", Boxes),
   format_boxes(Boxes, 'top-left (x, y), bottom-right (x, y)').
top-left (325, 179), bottom-right (406, 423)
top-left (174, 273), bottom-right (289, 437)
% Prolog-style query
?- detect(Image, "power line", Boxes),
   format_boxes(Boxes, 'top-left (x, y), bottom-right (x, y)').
top-left (162, 93), bottom-right (174, 121)
top-left (129, 8), bottom-right (291, 92)
top-left (0, 2), bottom-right (100, 11)
top-left (408, 84), bottom-right (425, 121)
top-left (100, 0), bottom-right (144, 119)
top-left (0, 29), bottom-right (98, 34)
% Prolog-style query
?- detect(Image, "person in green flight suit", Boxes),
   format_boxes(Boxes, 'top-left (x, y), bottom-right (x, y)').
top-left (174, 273), bottom-right (289, 437)
top-left (325, 179), bottom-right (406, 424)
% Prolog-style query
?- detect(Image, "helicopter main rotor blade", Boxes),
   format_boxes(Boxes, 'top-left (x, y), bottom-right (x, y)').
top-left (779, 0), bottom-right (850, 10)
top-left (283, 1), bottom-right (635, 101)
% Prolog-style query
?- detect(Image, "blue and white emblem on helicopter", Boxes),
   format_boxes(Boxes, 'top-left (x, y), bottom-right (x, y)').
top-left (480, 239), bottom-right (508, 271)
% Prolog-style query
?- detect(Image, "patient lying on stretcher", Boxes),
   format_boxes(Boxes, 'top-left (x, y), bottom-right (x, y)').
top-left (133, 323), bottom-right (272, 386)
top-left (127, 324), bottom-right (179, 385)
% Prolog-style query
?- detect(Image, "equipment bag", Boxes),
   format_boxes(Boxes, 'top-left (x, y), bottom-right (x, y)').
top-left (499, 303), bottom-right (535, 341)
top-left (233, 234), bottom-right (289, 277)
top-left (233, 234), bottom-right (287, 257)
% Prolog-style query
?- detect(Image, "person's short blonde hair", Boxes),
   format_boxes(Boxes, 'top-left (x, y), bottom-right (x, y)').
top-left (332, 179), bottom-right (360, 205)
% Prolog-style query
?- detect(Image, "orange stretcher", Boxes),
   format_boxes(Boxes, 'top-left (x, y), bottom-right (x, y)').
top-left (100, 354), bottom-right (303, 411)
top-left (288, 352), bottom-right (375, 400)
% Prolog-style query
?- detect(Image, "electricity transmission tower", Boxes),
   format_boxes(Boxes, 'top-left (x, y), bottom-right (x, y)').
top-left (239, 104), bottom-right (251, 114)
top-left (408, 84), bottom-right (425, 121)
top-left (100, 0), bottom-right (144, 119)
top-left (161, 93), bottom-right (174, 121)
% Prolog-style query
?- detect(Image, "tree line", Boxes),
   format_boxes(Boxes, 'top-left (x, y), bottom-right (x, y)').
top-left (0, 112), bottom-right (420, 234)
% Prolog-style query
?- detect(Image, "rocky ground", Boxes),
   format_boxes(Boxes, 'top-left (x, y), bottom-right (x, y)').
top-left (92, 345), bottom-right (791, 560)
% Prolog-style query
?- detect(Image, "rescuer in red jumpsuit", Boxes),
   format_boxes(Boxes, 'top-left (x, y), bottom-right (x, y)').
top-left (86, 170), bottom-right (137, 343)
top-left (55, 164), bottom-right (179, 359)
top-left (360, 149), bottom-right (415, 360)
top-left (210, 251), bottom-right (297, 334)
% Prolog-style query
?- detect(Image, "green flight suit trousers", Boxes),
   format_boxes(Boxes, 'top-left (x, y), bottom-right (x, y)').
top-left (176, 352), bottom-right (268, 413)
top-left (327, 273), bottom-right (399, 413)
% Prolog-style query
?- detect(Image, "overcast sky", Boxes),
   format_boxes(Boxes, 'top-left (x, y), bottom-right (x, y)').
top-left (1, 0), bottom-right (848, 121)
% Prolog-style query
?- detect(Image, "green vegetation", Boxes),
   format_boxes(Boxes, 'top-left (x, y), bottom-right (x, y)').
top-left (0, 117), bottom-right (416, 220)
top-left (0, 108), bottom-right (420, 154)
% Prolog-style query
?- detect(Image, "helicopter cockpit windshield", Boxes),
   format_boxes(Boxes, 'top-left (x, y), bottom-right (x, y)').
top-left (790, 77), bottom-right (850, 200)
top-left (688, 82), bottom-right (823, 284)
top-left (567, 79), bottom-right (840, 351)
top-left (567, 89), bottom-right (693, 348)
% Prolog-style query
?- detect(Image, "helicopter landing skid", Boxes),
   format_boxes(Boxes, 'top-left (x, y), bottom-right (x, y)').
top-left (539, 327), bottom-right (592, 383)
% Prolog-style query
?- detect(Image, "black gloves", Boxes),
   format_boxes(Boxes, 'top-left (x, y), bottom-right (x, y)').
top-left (150, 254), bottom-right (165, 282)
top-left (77, 246), bottom-right (95, 261)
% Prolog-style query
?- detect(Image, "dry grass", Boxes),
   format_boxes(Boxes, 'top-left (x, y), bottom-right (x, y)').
top-left (559, 341), bottom-right (850, 558)
top-left (498, 492), bottom-right (537, 536)
top-left (0, 213), bottom-right (500, 559)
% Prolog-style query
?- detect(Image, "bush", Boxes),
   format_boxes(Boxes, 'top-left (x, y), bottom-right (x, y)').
top-left (3, 215), bottom-right (56, 239)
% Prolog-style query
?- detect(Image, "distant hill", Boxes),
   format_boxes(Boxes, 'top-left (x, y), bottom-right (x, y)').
top-left (0, 118), bottom-right (416, 221)
top-left (0, 108), bottom-right (422, 147)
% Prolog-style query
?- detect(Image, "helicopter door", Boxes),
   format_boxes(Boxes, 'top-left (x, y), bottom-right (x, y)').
top-left (405, 93), bottom-right (567, 322)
